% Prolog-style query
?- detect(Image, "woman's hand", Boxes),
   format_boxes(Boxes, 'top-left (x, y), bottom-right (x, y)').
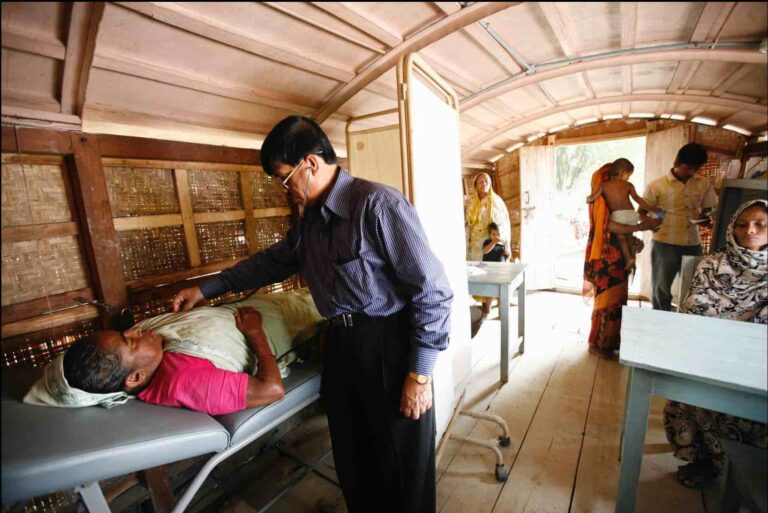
top-left (638, 216), bottom-right (663, 231)
top-left (631, 237), bottom-right (645, 254)
top-left (234, 307), bottom-right (263, 336)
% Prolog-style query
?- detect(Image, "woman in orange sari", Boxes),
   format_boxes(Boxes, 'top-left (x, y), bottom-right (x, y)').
top-left (583, 162), bottom-right (661, 359)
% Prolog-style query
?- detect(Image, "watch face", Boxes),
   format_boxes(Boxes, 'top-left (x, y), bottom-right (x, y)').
top-left (417, 375), bottom-right (428, 384)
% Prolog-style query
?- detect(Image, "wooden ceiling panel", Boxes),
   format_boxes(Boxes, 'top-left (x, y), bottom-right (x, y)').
top-left (686, 62), bottom-right (743, 92)
top-left (632, 62), bottom-right (678, 93)
top-left (585, 66), bottom-right (625, 96)
top-left (635, 2), bottom-right (703, 46)
top-left (719, 2), bottom-right (768, 41)
top-left (484, 4), bottom-right (567, 65)
top-left (539, 75), bottom-right (590, 104)
top-left (346, 2), bottom-right (445, 39)
top-left (491, 87), bottom-right (554, 116)
top-left (1, 50), bottom-right (61, 112)
top-left (172, 2), bottom-right (381, 72)
top-left (97, 5), bottom-right (343, 104)
top-left (424, 29), bottom-right (510, 87)
top-left (554, 2), bottom-right (621, 56)
top-left (725, 66), bottom-right (768, 100)
top-left (335, 89), bottom-right (396, 119)
top-left (1, 2), bottom-right (68, 44)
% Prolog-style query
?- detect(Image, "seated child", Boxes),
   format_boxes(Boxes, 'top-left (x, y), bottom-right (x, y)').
top-left (587, 158), bottom-right (663, 269)
top-left (480, 223), bottom-right (510, 314)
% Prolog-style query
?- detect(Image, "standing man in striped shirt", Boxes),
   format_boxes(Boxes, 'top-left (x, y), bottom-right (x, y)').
top-left (172, 115), bottom-right (453, 513)
top-left (640, 143), bottom-right (718, 311)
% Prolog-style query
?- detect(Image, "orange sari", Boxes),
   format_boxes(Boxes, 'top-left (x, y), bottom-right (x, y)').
top-left (583, 165), bottom-right (629, 351)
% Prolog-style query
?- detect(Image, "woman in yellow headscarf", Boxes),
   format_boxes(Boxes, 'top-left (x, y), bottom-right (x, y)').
top-left (465, 173), bottom-right (511, 261)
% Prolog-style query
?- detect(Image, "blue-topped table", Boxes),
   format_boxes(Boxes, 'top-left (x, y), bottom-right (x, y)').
top-left (466, 261), bottom-right (527, 383)
top-left (616, 307), bottom-right (768, 513)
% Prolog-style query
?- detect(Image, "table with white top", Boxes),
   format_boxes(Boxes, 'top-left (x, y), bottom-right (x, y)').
top-left (466, 261), bottom-right (528, 383)
top-left (617, 307), bottom-right (768, 513)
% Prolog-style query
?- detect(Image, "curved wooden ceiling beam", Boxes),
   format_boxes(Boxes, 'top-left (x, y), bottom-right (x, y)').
top-left (314, 2), bottom-right (521, 124)
top-left (460, 47), bottom-right (765, 111)
top-left (463, 93), bottom-right (768, 153)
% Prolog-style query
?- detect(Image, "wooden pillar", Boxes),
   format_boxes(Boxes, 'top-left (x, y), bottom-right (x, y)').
top-left (68, 133), bottom-right (127, 328)
top-left (239, 170), bottom-right (259, 255)
top-left (141, 467), bottom-right (175, 513)
top-left (173, 169), bottom-right (201, 267)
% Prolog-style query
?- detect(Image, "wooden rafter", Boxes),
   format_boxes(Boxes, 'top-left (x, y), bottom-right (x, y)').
top-left (619, 2), bottom-right (637, 97)
top-left (310, 2), bottom-right (402, 48)
top-left (0, 30), bottom-right (66, 60)
top-left (314, 2), bottom-right (520, 123)
top-left (712, 64), bottom-right (754, 96)
top-left (690, 2), bottom-right (737, 42)
top-left (60, 2), bottom-right (105, 117)
top-left (464, 93), bottom-right (768, 154)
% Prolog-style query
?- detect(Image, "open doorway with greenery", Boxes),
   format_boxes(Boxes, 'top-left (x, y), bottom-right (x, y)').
top-left (553, 136), bottom-right (647, 294)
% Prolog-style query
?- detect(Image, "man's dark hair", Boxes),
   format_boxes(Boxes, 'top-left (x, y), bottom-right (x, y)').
top-left (63, 335), bottom-right (131, 394)
top-left (488, 222), bottom-right (499, 233)
top-left (675, 143), bottom-right (708, 169)
top-left (260, 115), bottom-right (337, 176)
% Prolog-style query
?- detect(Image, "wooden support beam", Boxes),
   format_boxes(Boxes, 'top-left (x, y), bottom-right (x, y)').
top-left (141, 467), bottom-right (175, 513)
top-left (172, 169), bottom-right (201, 267)
top-left (1, 222), bottom-right (79, 243)
top-left (1, 306), bottom-right (100, 339)
top-left (60, 2), bottom-right (105, 116)
top-left (1, 288), bottom-right (94, 325)
top-left (112, 214), bottom-right (183, 231)
top-left (312, 2), bottom-right (402, 48)
top-left (0, 30), bottom-right (66, 60)
top-left (239, 171), bottom-right (259, 255)
top-left (690, 2), bottom-right (737, 42)
top-left (253, 207), bottom-right (291, 218)
top-left (68, 133), bottom-right (128, 327)
top-left (314, 2), bottom-right (520, 122)
top-left (193, 211), bottom-right (246, 224)
top-left (15, 127), bottom-right (74, 154)
top-left (127, 258), bottom-right (248, 291)
top-left (101, 158), bottom-right (261, 172)
top-left (97, 134), bottom-right (261, 165)
top-left (115, 2), bottom-right (355, 83)
top-left (1, 106), bottom-right (82, 131)
top-left (2, 125), bottom-right (18, 152)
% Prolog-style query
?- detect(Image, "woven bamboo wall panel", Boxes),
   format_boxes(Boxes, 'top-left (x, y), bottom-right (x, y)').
top-left (1, 318), bottom-right (98, 368)
top-left (1, 161), bottom-right (72, 227)
top-left (104, 166), bottom-right (180, 217)
top-left (1, 236), bottom-right (90, 305)
top-left (698, 149), bottom-right (733, 254)
top-left (248, 170), bottom-right (289, 209)
top-left (196, 220), bottom-right (249, 265)
top-left (189, 170), bottom-right (242, 212)
top-left (117, 226), bottom-right (189, 281)
top-left (694, 126), bottom-right (746, 153)
top-left (252, 216), bottom-right (292, 252)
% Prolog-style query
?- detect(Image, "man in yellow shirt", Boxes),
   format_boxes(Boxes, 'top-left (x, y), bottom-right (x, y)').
top-left (641, 143), bottom-right (718, 311)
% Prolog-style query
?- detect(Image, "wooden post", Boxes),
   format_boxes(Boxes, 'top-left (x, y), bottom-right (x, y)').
top-left (68, 133), bottom-right (127, 328)
top-left (141, 467), bottom-right (175, 513)
top-left (239, 170), bottom-right (259, 255)
top-left (173, 169), bottom-right (201, 267)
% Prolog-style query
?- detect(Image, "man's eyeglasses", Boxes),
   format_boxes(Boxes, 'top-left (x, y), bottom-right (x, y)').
top-left (279, 152), bottom-right (322, 189)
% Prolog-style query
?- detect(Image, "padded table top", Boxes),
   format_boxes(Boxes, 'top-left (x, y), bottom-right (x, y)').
top-left (1, 367), bottom-right (230, 505)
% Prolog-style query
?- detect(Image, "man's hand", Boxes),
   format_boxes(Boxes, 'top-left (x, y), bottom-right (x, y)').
top-left (638, 216), bottom-right (663, 232)
top-left (172, 286), bottom-right (204, 312)
top-left (234, 307), bottom-right (263, 337)
top-left (400, 376), bottom-right (433, 421)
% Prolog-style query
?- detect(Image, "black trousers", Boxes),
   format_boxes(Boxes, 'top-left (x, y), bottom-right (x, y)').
top-left (321, 312), bottom-right (436, 513)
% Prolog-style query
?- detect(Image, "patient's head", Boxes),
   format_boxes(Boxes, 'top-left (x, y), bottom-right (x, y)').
top-left (63, 326), bottom-right (164, 394)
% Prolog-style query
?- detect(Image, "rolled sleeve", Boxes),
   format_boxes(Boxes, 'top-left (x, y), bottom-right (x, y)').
top-left (372, 197), bottom-right (453, 376)
top-left (702, 182), bottom-right (718, 209)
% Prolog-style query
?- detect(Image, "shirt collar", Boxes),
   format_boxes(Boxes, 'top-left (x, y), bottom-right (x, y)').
top-left (321, 167), bottom-right (354, 221)
top-left (667, 168), bottom-right (700, 185)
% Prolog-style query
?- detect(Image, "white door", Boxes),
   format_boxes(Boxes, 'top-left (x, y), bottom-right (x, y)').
top-left (520, 145), bottom-right (557, 290)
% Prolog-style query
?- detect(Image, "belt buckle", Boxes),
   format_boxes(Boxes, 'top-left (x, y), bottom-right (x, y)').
top-left (343, 313), bottom-right (353, 327)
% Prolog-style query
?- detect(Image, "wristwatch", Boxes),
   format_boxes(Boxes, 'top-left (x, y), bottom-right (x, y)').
top-left (408, 371), bottom-right (432, 385)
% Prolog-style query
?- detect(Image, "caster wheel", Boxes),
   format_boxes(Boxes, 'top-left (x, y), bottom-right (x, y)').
top-left (498, 436), bottom-right (511, 447)
top-left (495, 464), bottom-right (509, 482)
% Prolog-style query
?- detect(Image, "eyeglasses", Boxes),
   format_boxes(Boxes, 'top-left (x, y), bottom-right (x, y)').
top-left (280, 159), bottom-right (305, 189)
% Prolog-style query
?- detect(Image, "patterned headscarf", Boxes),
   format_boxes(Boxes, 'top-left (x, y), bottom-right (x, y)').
top-left (681, 199), bottom-right (768, 323)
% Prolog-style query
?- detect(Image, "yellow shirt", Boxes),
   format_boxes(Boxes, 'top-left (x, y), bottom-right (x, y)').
top-left (642, 169), bottom-right (718, 246)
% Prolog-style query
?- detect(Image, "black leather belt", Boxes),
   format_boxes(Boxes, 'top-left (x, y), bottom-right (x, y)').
top-left (327, 312), bottom-right (381, 328)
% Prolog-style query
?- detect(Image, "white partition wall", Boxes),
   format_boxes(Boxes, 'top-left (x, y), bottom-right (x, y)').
top-left (397, 54), bottom-right (472, 442)
top-left (346, 124), bottom-right (404, 193)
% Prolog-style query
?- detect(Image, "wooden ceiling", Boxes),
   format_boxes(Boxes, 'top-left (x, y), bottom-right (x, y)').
top-left (2, 2), bottom-right (767, 163)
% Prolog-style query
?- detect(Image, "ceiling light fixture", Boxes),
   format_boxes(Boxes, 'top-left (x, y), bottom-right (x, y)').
top-left (575, 117), bottom-right (599, 125)
top-left (669, 114), bottom-right (686, 121)
top-left (691, 117), bottom-right (717, 126)
top-left (722, 125), bottom-right (752, 136)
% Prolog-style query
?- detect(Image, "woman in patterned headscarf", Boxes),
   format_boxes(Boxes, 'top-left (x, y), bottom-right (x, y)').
top-left (664, 199), bottom-right (768, 488)
top-left (465, 173), bottom-right (511, 262)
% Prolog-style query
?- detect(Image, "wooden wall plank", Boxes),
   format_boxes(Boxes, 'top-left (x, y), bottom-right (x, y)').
top-left (1, 305), bottom-right (100, 338)
top-left (253, 207), bottom-right (291, 218)
top-left (16, 127), bottom-right (74, 154)
top-left (173, 169), bottom-right (201, 268)
top-left (1, 154), bottom-right (65, 165)
top-left (102, 158), bottom-right (261, 172)
top-left (193, 211), bottom-right (246, 224)
top-left (1, 222), bottom-right (79, 243)
top-left (97, 134), bottom-right (261, 165)
top-left (68, 133), bottom-right (128, 327)
top-left (2, 125), bottom-right (18, 152)
top-left (112, 214), bottom-right (183, 231)
top-left (1, 288), bottom-right (94, 325)
top-left (127, 258), bottom-right (248, 292)
top-left (240, 171), bottom-right (259, 255)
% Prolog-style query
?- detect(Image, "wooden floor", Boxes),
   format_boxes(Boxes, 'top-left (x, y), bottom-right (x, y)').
top-left (209, 291), bottom-right (709, 513)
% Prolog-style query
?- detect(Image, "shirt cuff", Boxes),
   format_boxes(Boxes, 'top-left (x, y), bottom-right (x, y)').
top-left (409, 346), bottom-right (440, 376)
top-left (199, 275), bottom-right (230, 299)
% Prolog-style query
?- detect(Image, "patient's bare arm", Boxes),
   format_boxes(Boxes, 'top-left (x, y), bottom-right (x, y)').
top-left (234, 307), bottom-right (285, 407)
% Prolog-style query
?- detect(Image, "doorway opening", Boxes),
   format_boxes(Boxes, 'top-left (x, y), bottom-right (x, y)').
top-left (552, 136), bottom-right (647, 295)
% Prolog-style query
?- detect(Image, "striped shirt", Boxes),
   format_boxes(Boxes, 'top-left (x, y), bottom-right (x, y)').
top-left (642, 169), bottom-right (718, 246)
top-left (200, 168), bottom-right (453, 376)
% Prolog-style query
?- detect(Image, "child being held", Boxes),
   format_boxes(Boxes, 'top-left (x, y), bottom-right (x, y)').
top-left (480, 223), bottom-right (510, 315)
top-left (587, 158), bottom-right (663, 270)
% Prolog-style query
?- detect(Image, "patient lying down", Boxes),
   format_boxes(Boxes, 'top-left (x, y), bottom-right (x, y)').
top-left (24, 290), bottom-right (324, 415)
top-left (67, 307), bottom-right (283, 415)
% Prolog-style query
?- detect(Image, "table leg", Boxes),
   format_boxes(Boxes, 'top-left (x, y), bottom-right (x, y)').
top-left (500, 284), bottom-right (510, 383)
top-left (618, 366), bottom-right (634, 462)
top-left (517, 275), bottom-right (526, 354)
top-left (616, 368), bottom-right (653, 513)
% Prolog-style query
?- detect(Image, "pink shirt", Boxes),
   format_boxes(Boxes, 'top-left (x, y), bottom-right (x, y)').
top-left (138, 352), bottom-right (248, 415)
